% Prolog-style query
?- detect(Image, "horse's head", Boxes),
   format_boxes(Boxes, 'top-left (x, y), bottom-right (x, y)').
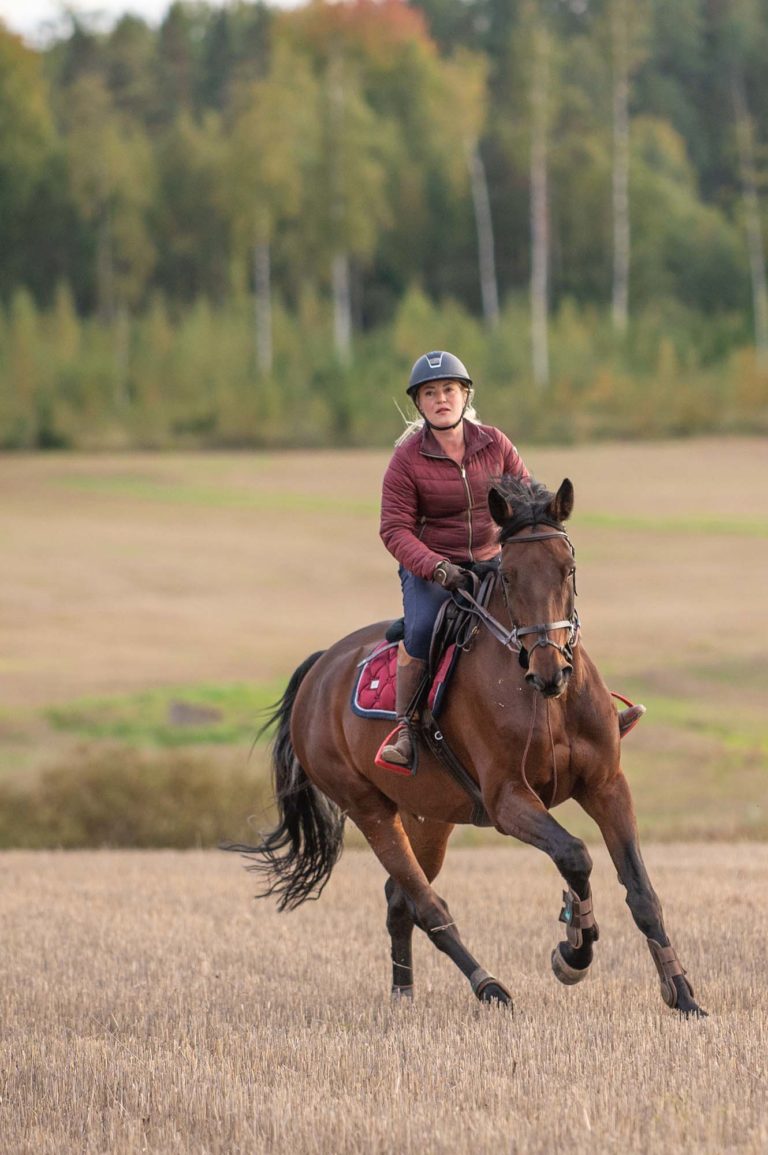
top-left (489, 477), bottom-right (578, 699)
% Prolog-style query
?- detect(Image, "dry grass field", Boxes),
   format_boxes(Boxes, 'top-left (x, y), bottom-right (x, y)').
top-left (1, 437), bottom-right (766, 710)
top-left (2, 843), bottom-right (767, 1154)
top-left (0, 438), bottom-right (765, 838)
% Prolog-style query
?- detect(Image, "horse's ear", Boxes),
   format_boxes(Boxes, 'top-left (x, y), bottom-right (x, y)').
top-left (488, 486), bottom-right (513, 527)
top-left (548, 478), bottom-right (574, 523)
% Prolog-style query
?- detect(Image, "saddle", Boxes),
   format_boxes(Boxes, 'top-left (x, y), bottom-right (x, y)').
top-left (351, 571), bottom-right (497, 826)
top-left (351, 570), bottom-right (496, 721)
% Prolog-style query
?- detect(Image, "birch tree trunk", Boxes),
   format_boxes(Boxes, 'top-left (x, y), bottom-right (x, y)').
top-left (113, 303), bottom-right (130, 410)
top-left (332, 251), bottom-right (352, 366)
top-left (732, 77), bottom-right (768, 368)
top-left (96, 208), bottom-right (115, 325)
top-left (530, 24), bottom-right (550, 388)
top-left (253, 239), bottom-right (273, 376)
top-left (611, 0), bottom-right (630, 333)
top-left (327, 52), bottom-right (353, 366)
top-left (467, 138), bottom-right (500, 328)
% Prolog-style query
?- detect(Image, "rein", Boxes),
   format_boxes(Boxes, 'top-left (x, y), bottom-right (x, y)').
top-left (517, 693), bottom-right (559, 810)
top-left (450, 523), bottom-right (574, 812)
top-left (453, 528), bottom-right (580, 668)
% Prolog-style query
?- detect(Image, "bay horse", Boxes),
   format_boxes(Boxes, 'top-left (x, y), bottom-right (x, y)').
top-left (234, 477), bottom-right (705, 1016)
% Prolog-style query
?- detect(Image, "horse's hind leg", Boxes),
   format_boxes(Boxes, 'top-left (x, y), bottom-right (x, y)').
top-left (493, 787), bottom-right (600, 982)
top-left (351, 800), bottom-right (510, 1005)
top-left (578, 770), bottom-right (706, 1016)
top-left (385, 814), bottom-right (454, 1000)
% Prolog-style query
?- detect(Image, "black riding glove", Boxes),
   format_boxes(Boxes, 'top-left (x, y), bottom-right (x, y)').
top-left (433, 560), bottom-right (471, 591)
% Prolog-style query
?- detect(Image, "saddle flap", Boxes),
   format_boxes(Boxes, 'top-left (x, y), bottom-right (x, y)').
top-left (427, 644), bottom-right (458, 717)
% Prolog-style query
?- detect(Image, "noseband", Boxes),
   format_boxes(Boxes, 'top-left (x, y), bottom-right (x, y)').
top-left (500, 529), bottom-right (579, 669)
top-left (454, 526), bottom-right (580, 669)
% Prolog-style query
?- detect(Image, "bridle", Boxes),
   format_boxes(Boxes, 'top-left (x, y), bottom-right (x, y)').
top-left (500, 527), bottom-right (580, 670)
top-left (454, 524), bottom-right (580, 670)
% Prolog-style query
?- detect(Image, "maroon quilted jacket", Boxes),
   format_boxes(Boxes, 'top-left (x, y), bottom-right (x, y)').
top-left (380, 420), bottom-right (530, 580)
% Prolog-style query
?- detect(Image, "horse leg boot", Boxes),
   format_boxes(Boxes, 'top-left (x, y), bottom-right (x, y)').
top-left (380, 650), bottom-right (426, 771)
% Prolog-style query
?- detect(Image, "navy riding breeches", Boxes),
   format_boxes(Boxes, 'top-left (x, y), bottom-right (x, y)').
top-left (398, 556), bottom-right (501, 660)
top-left (399, 566), bottom-right (452, 661)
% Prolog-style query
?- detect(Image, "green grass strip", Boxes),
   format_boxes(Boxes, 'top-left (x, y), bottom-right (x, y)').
top-left (55, 476), bottom-right (378, 515)
top-left (46, 681), bottom-right (287, 748)
top-left (56, 477), bottom-right (767, 535)
top-left (621, 693), bottom-right (768, 754)
top-left (580, 511), bottom-right (768, 538)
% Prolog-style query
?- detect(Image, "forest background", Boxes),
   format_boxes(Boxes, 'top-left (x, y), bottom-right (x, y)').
top-left (3, 0), bottom-right (768, 450)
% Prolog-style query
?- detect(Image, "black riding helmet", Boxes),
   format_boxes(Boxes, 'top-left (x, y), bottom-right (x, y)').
top-left (406, 350), bottom-right (473, 399)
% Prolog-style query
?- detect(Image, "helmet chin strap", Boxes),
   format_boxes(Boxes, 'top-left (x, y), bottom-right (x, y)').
top-left (424, 415), bottom-right (464, 431)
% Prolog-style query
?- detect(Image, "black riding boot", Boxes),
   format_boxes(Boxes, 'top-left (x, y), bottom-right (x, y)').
top-left (618, 703), bottom-right (646, 737)
top-left (380, 659), bottom-right (427, 769)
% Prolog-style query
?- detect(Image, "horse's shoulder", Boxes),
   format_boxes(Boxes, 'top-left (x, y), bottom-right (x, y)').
top-left (564, 650), bottom-right (621, 750)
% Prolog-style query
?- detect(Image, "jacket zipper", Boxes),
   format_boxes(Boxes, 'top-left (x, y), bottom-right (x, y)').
top-left (459, 463), bottom-right (474, 559)
top-left (421, 449), bottom-right (474, 560)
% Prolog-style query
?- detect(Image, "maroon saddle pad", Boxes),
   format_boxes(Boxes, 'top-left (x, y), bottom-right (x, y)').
top-left (351, 640), bottom-right (458, 721)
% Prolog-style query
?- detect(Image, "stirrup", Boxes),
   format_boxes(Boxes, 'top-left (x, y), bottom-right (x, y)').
top-left (376, 722), bottom-right (418, 776)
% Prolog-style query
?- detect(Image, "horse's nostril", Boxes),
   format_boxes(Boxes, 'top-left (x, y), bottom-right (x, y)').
top-left (527, 667), bottom-right (571, 698)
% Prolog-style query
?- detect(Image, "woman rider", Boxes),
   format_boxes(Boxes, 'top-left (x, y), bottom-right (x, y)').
top-left (378, 350), bottom-right (644, 769)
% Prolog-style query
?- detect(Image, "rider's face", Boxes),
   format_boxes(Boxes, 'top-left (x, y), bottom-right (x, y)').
top-left (416, 379), bottom-right (466, 428)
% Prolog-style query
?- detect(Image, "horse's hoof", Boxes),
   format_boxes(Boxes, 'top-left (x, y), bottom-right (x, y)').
top-left (477, 980), bottom-right (513, 1007)
top-left (551, 943), bottom-right (591, 986)
top-left (658, 971), bottom-right (707, 1017)
top-left (678, 1003), bottom-right (708, 1019)
top-left (668, 976), bottom-right (707, 1018)
top-left (391, 985), bottom-right (414, 1001)
top-left (471, 968), bottom-right (513, 1006)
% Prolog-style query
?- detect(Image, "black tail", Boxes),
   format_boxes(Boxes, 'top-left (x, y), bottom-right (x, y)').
top-left (225, 650), bottom-right (346, 911)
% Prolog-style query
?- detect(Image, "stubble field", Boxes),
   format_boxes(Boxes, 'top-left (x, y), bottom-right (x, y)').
top-left (2, 843), bottom-right (767, 1154)
top-left (0, 439), bottom-right (767, 1152)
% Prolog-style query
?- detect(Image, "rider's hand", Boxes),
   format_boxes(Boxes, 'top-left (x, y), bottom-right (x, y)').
top-left (433, 560), bottom-right (471, 591)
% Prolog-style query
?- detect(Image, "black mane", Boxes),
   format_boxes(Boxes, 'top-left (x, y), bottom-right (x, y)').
top-left (492, 476), bottom-right (564, 542)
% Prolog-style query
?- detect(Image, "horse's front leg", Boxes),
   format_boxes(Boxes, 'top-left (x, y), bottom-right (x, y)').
top-left (492, 787), bottom-right (599, 983)
top-left (578, 770), bottom-right (706, 1017)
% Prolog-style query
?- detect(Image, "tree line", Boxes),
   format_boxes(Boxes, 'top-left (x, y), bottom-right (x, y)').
top-left (1, 0), bottom-right (767, 449)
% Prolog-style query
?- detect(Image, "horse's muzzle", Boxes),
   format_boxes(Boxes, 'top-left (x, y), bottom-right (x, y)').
top-left (525, 666), bottom-right (571, 698)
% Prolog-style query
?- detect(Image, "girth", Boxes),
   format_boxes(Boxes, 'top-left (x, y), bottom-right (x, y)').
top-left (421, 726), bottom-right (493, 827)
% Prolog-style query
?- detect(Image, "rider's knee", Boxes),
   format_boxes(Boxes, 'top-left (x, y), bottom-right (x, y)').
top-left (402, 626), bottom-right (431, 662)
